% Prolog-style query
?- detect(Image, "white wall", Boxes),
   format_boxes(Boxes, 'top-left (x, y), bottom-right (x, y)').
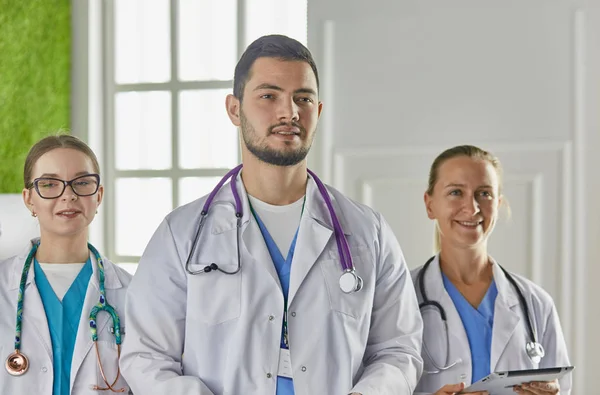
top-left (584, 0), bottom-right (600, 378)
top-left (0, 194), bottom-right (39, 259)
top-left (308, 0), bottom-right (600, 392)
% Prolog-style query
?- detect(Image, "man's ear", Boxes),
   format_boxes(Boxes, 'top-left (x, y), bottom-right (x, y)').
top-left (226, 94), bottom-right (241, 127)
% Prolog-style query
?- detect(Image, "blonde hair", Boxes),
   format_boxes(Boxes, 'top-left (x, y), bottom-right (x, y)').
top-left (24, 134), bottom-right (100, 188)
top-left (426, 145), bottom-right (506, 253)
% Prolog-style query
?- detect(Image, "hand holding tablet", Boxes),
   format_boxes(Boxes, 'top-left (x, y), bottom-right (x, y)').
top-left (459, 366), bottom-right (573, 395)
top-left (513, 379), bottom-right (560, 394)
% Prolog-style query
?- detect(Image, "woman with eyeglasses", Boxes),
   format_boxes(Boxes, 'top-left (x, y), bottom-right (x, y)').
top-left (0, 135), bottom-right (132, 394)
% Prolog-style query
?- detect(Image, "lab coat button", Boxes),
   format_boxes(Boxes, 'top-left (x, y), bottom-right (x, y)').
top-left (291, 312), bottom-right (296, 317)
top-left (266, 373), bottom-right (272, 378)
top-left (268, 315), bottom-right (274, 321)
top-left (41, 367), bottom-right (48, 373)
top-left (301, 366), bottom-right (307, 372)
top-left (459, 373), bottom-right (467, 380)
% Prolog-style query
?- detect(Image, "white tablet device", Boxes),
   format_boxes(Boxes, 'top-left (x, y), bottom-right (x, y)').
top-left (460, 366), bottom-right (574, 395)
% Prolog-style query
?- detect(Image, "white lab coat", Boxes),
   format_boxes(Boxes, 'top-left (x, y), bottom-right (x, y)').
top-left (120, 175), bottom-right (424, 395)
top-left (411, 255), bottom-right (572, 395)
top-left (0, 241), bottom-right (133, 394)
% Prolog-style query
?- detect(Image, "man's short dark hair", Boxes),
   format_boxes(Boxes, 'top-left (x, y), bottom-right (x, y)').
top-left (233, 34), bottom-right (320, 101)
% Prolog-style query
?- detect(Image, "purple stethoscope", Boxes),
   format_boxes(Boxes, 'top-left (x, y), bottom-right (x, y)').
top-left (184, 164), bottom-right (363, 294)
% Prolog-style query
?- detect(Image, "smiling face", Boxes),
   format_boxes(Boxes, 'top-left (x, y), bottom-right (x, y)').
top-left (23, 148), bottom-right (103, 240)
top-left (425, 156), bottom-right (502, 251)
top-left (226, 57), bottom-right (322, 167)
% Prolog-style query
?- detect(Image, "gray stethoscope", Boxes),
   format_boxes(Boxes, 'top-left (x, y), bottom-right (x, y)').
top-left (417, 256), bottom-right (545, 373)
top-left (184, 164), bottom-right (363, 294)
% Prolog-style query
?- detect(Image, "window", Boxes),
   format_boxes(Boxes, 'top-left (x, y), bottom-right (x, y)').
top-left (101, 0), bottom-right (307, 271)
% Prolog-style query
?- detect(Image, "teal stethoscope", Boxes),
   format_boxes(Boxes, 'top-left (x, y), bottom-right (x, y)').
top-left (5, 242), bottom-right (125, 392)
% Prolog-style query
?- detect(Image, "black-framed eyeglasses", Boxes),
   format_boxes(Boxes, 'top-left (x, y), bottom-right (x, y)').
top-left (30, 174), bottom-right (100, 199)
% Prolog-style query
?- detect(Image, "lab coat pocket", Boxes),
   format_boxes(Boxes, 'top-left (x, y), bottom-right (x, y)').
top-left (320, 248), bottom-right (371, 319)
top-left (187, 267), bottom-right (242, 325)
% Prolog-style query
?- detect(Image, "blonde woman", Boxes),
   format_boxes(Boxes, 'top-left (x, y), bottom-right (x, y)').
top-left (413, 145), bottom-right (571, 395)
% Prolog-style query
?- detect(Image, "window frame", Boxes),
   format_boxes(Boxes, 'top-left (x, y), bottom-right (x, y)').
top-left (101, 0), bottom-right (249, 263)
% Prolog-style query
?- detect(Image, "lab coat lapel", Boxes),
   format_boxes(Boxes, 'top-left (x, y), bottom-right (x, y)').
top-left (21, 275), bottom-right (54, 362)
top-left (490, 262), bottom-right (521, 372)
top-left (70, 254), bottom-right (111, 391)
top-left (423, 256), bottom-right (472, 368)
top-left (288, 178), bottom-right (334, 306)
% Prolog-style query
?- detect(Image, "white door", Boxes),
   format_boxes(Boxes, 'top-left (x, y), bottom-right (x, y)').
top-left (307, 0), bottom-right (600, 392)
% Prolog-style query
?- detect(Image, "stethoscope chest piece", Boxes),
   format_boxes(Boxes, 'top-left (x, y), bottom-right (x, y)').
top-left (5, 350), bottom-right (28, 376)
top-left (339, 270), bottom-right (363, 294)
top-left (526, 341), bottom-right (545, 364)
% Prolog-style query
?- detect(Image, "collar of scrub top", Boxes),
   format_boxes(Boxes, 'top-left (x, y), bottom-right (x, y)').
top-left (201, 164), bottom-right (355, 273)
top-left (8, 241), bottom-right (126, 392)
top-left (8, 239), bottom-right (124, 291)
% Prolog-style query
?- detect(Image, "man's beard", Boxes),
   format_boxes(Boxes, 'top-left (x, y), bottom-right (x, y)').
top-left (240, 110), bottom-right (314, 167)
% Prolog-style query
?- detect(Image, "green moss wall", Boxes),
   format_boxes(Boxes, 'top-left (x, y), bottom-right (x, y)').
top-left (0, 0), bottom-right (71, 193)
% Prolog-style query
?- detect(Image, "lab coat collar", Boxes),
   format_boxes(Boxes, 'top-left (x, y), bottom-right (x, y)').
top-left (9, 238), bottom-right (123, 291)
top-left (418, 255), bottom-right (469, 326)
top-left (419, 254), bottom-right (450, 304)
top-left (419, 254), bottom-right (520, 309)
top-left (490, 258), bottom-right (520, 308)
top-left (208, 171), bottom-right (352, 236)
top-left (89, 250), bottom-right (123, 290)
top-left (419, 256), bottom-right (468, 331)
top-left (304, 174), bottom-right (352, 236)
top-left (204, 171), bottom-right (256, 235)
top-left (8, 243), bottom-right (35, 291)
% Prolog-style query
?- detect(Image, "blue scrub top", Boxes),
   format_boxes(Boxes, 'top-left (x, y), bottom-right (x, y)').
top-left (35, 259), bottom-right (92, 395)
top-left (253, 211), bottom-right (299, 395)
top-left (442, 273), bottom-right (498, 383)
